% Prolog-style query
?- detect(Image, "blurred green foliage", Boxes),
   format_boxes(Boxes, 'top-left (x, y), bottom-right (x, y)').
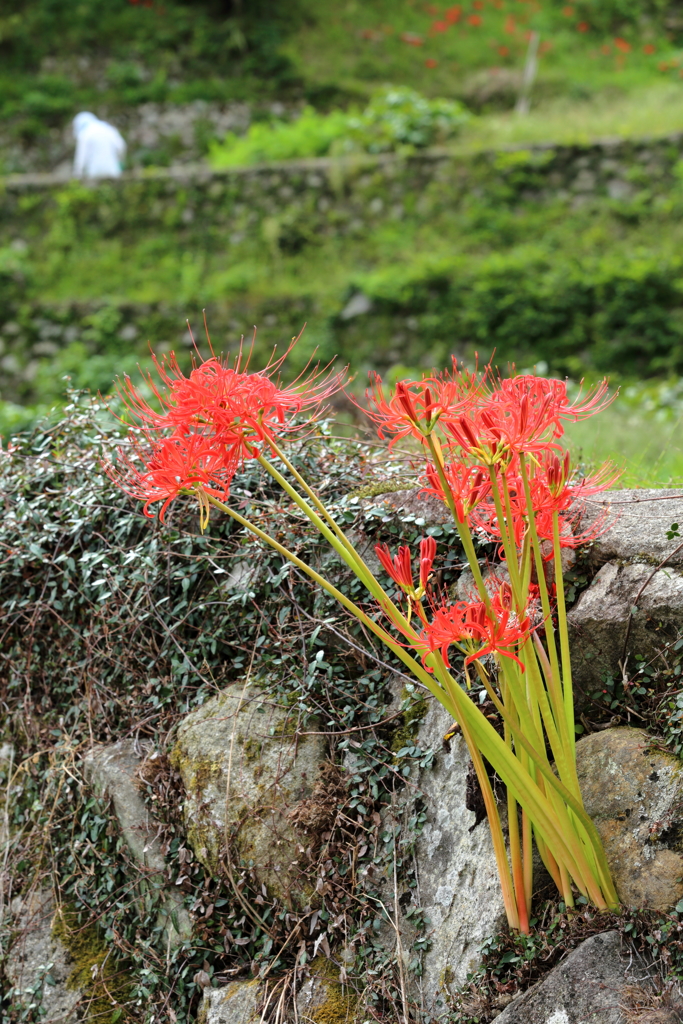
top-left (210, 88), bottom-right (471, 167)
top-left (0, 0), bottom-right (302, 146)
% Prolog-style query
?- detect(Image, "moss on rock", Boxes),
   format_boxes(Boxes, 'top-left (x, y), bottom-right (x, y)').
top-left (52, 905), bottom-right (131, 1023)
top-left (297, 957), bottom-right (358, 1024)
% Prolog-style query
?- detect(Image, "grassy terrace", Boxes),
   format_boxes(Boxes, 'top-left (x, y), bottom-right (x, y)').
top-left (3, 0), bottom-right (683, 484)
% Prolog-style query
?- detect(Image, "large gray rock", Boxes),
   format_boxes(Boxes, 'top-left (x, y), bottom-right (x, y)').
top-left (580, 488), bottom-right (683, 566)
top-left (83, 740), bottom-right (192, 946)
top-left (170, 681), bottom-right (326, 902)
top-left (493, 931), bottom-right (648, 1023)
top-left (198, 979), bottom-right (262, 1024)
top-left (576, 727), bottom-right (683, 911)
top-left (568, 560), bottom-right (683, 692)
top-left (5, 889), bottom-right (82, 1022)
top-left (404, 698), bottom-right (506, 1010)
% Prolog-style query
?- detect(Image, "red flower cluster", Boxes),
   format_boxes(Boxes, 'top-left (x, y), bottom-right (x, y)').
top-left (421, 587), bottom-right (530, 669)
top-left (375, 536), bottom-right (436, 599)
top-left (107, 341), bottom-right (346, 521)
top-left (367, 366), bottom-right (617, 673)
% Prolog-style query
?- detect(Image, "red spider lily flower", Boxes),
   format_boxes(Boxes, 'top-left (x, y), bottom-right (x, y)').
top-left (375, 537), bottom-right (437, 598)
top-left (375, 543), bottom-right (413, 591)
top-left (444, 399), bottom-right (561, 464)
top-left (431, 20), bottom-right (448, 32)
top-left (105, 430), bottom-right (238, 524)
top-left (577, 21), bottom-right (589, 31)
top-left (470, 455), bottom-right (619, 555)
top-left (504, 14), bottom-right (516, 33)
top-left (467, 14), bottom-right (483, 26)
top-left (466, 374), bottom-right (614, 449)
top-left (116, 344), bottom-right (347, 459)
top-left (614, 37), bottom-right (631, 52)
top-left (419, 535), bottom-right (437, 589)
top-left (445, 5), bottom-right (462, 23)
top-left (363, 363), bottom-right (482, 446)
top-left (562, 5), bottom-right (574, 14)
top-left (401, 32), bottom-right (424, 45)
top-left (421, 461), bottom-right (490, 521)
top-left (425, 57), bottom-right (439, 67)
top-left (420, 598), bottom-right (529, 669)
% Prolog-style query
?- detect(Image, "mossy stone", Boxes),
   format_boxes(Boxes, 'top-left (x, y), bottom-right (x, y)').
top-left (170, 680), bottom-right (326, 904)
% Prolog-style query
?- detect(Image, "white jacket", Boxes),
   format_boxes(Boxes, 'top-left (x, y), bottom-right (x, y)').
top-left (73, 112), bottom-right (126, 179)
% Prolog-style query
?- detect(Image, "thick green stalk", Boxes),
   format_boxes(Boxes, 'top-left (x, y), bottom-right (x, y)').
top-left (552, 510), bottom-right (576, 753)
top-left (424, 434), bottom-right (492, 609)
top-left (255, 453), bottom-right (407, 628)
top-left (517, 456), bottom-right (563, 689)
top-left (487, 467), bottom-right (525, 611)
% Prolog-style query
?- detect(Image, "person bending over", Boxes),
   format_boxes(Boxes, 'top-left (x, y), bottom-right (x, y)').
top-left (73, 112), bottom-right (126, 179)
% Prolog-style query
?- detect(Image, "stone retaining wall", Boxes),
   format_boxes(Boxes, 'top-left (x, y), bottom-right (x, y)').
top-left (2, 132), bottom-right (683, 406)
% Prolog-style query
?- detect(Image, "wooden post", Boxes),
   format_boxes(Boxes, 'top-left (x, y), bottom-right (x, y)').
top-left (516, 31), bottom-right (540, 116)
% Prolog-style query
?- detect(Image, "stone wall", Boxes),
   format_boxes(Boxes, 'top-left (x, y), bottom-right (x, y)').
top-left (4, 131), bottom-right (682, 233)
top-left (2, 132), bottom-right (683, 405)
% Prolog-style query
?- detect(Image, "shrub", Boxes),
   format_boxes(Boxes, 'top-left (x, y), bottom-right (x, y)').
top-left (209, 87), bottom-right (471, 167)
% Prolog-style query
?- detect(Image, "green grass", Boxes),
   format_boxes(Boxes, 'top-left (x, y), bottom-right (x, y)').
top-left (565, 402), bottom-right (683, 487)
top-left (285, 0), bottom-right (676, 106)
top-left (454, 81), bottom-right (683, 152)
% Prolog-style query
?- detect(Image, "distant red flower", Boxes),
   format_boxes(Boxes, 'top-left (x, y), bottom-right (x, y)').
top-left (643, 43), bottom-right (656, 55)
top-left (401, 32), bottom-right (424, 45)
top-left (504, 15), bottom-right (516, 33)
top-left (473, 1), bottom-right (485, 8)
top-left (614, 37), bottom-right (631, 52)
top-left (468, 13), bottom-right (483, 25)
top-left (576, 21), bottom-right (589, 31)
top-left (445, 5), bottom-right (462, 22)
top-left (498, 45), bottom-right (510, 56)
top-left (539, 40), bottom-right (553, 54)
top-left (561, 5), bottom-right (574, 15)
top-left (431, 19), bottom-right (448, 32)
top-left (425, 57), bottom-right (439, 67)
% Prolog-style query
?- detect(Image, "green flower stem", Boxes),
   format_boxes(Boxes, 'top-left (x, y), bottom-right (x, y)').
top-left (552, 510), bottom-right (576, 753)
top-left (487, 467), bottom-right (525, 612)
top-left (255, 453), bottom-right (406, 629)
top-left (268, 439), bottom-right (364, 559)
top-left (424, 433), bottom-right (492, 609)
top-left (432, 658), bottom-right (521, 932)
top-left (471, 659), bottom-right (596, 902)
top-left (517, 456), bottom-right (563, 713)
top-left (204, 493), bottom-right (451, 712)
